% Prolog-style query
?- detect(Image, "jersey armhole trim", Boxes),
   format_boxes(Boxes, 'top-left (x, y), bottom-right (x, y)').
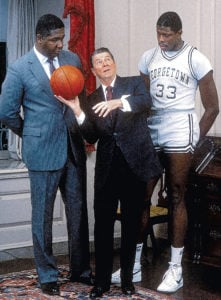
top-left (188, 47), bottom-right (198, 80)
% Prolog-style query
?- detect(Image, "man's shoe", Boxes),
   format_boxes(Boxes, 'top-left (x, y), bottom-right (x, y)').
top-left (111, 263), bottom-right (141, 284)
top-left (157, 262), bottom-right (183, 293)
top-left (89, 285), bottom-right (110, 298)
top-left (70, 274), bottom-right (95, 286)
top-left (41, 282), bottom-right (60, 295)
top-left (121, 283), bottom-right (135, 296)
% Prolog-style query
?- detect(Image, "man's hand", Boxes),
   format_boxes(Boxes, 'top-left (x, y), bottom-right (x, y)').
top-left (55, 95), bottom-right (82, 117)
top-left (92, 99), bottom-right (123, 117)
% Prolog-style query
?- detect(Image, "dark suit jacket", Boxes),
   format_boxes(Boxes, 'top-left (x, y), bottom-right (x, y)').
top-left (80, 75), bottom-right (162, 190)
top-left (0, 49), bottom-right (86, 171)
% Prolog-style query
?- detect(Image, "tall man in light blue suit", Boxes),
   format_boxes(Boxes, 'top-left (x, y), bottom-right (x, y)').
top-left (0, 14), bottom-right (94, 296)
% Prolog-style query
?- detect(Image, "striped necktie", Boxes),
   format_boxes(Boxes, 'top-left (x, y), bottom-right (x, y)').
top-left (106, 86), bottom-right (113, 120)
top-left (48, 58), bottom-right (55, 75)
top-left (106, 86), bottom-right (113, 100)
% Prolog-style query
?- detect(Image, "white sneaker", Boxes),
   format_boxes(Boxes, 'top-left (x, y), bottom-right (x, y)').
top-left (111, 263), bottom-right (141, 284)
top-left (111, 268), bottom-right (121, 284)
top-left (157, 262), bottom-right (183, 293)
top-left (132, 263), bottom-right (142, 282)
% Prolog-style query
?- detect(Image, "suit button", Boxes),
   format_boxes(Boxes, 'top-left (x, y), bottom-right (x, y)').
top-left (113, 132), bottom-right (117, 136)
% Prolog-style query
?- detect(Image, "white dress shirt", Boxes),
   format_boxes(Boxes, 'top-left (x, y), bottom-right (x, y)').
top-left (33, 45), bottom-right (59, 79)
top-left (77, 77), bottom-right (131, 125)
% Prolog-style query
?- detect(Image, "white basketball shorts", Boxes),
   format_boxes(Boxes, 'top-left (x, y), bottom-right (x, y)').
top-left (147, 110), bottom-right (200, 153)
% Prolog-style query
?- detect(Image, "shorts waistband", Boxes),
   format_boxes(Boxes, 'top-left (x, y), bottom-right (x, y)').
top-left (150, 109), bottom-right (195, 116)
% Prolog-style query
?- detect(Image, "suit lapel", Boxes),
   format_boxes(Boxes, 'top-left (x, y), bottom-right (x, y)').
top-left (28, 50), bottom-right (80, 99)
top-left (58, 51), bottom-right (81, 68)
top-left (112, 77), bottom-right (125, 128)
top-left (97, 86), bottom-right (105, 101)
top-left (112, 76), bottom-right (126, 99)
top-left (28, 50), bottom-right (54, 98)
top-left (96, 79), bottom-right (125, 130)
top-left (58, 53), bottom-right (69, 66)
top-left (92, 86), bottom-right (113, 128)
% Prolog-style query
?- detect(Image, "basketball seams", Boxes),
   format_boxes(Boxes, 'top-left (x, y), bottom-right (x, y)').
top-left (50, 65), bottom-right (84, 99)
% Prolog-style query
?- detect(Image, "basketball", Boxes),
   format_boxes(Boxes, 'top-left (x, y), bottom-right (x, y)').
top-left (50, 65), bottom-right (85, 100)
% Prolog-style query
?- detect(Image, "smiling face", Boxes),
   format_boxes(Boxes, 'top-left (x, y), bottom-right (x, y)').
top-left (157, 26), bottom-right (182, 51)
top-left (91, 51), bottom-right (117, 85)
top-left (36, 27), bottom-right (65, 59)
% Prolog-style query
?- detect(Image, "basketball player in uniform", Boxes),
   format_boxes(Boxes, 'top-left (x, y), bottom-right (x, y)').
top-left (111, 11), bottom-right (219, 293)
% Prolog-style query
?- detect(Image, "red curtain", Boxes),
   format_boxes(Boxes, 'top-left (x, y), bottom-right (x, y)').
top-left (63, 0), bottom-right (96, 96)
top-left (63, 0), bottom-right (96, 152)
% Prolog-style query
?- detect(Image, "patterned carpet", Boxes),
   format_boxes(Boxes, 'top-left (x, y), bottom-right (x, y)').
top-left (0, 265), bottom-right (176, 300)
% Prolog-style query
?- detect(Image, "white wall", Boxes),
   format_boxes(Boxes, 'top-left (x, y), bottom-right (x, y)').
top-left (1, 0), bottom-right (219, 251)
top-left (37, 0), bottom-right (221, 242)
top-left (94, 0), bottom-right (221, 136)
top-left (36, 0), bottom-right (221, 150)
top-left (93, 0), bottom-right (221, 241)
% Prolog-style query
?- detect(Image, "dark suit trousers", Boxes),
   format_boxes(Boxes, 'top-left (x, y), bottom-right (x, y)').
top-left (28, 157), bottom-right (91, 284)
top-left (94, 145), bottom-right (146, 286)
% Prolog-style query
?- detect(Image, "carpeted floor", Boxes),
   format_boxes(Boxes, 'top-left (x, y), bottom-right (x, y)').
top-left (0, 264), bottom-right (176, 300)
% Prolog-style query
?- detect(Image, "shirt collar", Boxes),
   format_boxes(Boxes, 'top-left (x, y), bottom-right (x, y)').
top-left (33, 46), bottom-right (58, 65)
top-left (101, 76), bottom-right (116, 94)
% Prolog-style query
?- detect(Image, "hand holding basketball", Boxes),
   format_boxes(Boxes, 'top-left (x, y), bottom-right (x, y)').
top-left (55, 94), bottom-right (82, 117)
top-left (50, 65), bottom-right (85, 100)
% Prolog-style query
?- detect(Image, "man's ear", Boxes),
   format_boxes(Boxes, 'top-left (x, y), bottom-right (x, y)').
top-left (36, 33), bottom-right (43, 43)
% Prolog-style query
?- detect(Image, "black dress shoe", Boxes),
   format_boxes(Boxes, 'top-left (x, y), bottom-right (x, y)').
top-left (70, 274), bottom-right (95, 285)
top-left (41, 282), bottom-right (60, 295)
top-left (121, 283), bottom-right (135, 296)
top-left (90, 285), bottom-right (110, 298)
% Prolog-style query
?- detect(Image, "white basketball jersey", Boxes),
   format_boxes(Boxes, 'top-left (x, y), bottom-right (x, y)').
top-left (138, 43), bottom-right (212, 111)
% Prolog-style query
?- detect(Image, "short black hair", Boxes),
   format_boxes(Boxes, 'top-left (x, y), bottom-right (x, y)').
top-left (157, 11), bottom-right (182, 33)
top-left (35, 14), bottom-right (64, 37)
top-left (90, 47), bottom-right (115, 66)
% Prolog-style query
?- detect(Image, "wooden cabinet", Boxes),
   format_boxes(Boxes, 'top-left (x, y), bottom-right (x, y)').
top-left (186, 136), bottom-right (221, 267)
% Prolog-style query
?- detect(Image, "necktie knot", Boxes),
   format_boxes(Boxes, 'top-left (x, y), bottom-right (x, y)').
top-left (48, 58), bottom-right (55, 75)
top-left (106, 86), bottom-right (113, 100)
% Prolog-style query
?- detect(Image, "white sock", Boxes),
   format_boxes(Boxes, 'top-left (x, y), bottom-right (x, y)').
top-left (134, 243), bottom-right (143, 264)
top-left (170, 245), bottom-right (184, 265)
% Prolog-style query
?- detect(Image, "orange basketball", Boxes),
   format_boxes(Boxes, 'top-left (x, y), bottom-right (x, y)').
top-left (50, 65), bottom-right (85, 99)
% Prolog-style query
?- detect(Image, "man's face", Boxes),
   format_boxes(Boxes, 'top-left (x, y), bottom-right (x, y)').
top-left (36, 27), bottom-right (65, 59)
top-left (91, 52), bottom-right (116, 84)
top-left (157, 26), bottom-right (182, 51)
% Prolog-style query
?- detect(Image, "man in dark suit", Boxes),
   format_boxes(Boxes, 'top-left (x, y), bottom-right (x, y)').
top-left (0, 14), bottom-right (94, 296)
top-left (56, 47), bottom-right (162, 298)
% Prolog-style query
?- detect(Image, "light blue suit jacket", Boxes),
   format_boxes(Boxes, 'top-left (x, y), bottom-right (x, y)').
top-left (0, 49), bottom-right (86, 171)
